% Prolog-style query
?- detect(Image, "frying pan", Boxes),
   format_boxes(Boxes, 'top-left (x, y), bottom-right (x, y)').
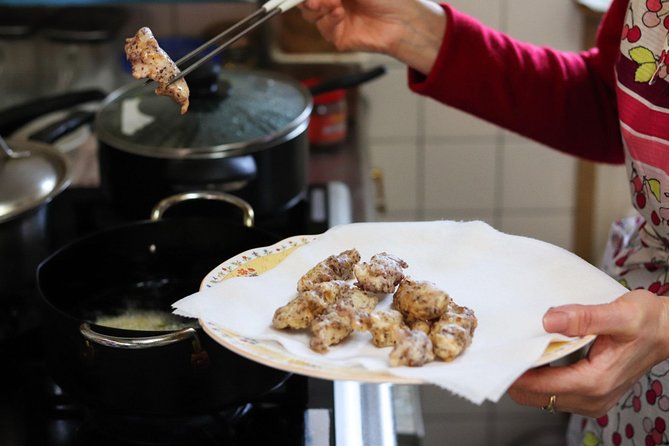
top-left (37, 191), bottom-right (291, 416)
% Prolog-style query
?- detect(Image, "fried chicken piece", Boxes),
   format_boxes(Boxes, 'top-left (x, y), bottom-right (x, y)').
top-left (346, 287), bottom-right (379, 311)
top-left (366, 309), bottom-right (406, 347)
top-left (297, 249), bottom-right (361, 292)
top-left (333, 299), bottom-right (370, 332)
top-left (392, 278), bottom-right (452, 322)
top-left (443, 303), bottom-right (478, 337)
top-left (429, 322), bottom-right (472, 362)
top-left (273, 279), bottom-right (377, 332)
top-left (309, 295), bottom-right (378, 353)
top-left (124, 27), bottom-right (190, 114)
top-left (389, 328), bottom-right (435, 367)
top-left (271, 291), bottom-right (328, 330)
top-left (429, 305), bottom-right (477, 362)
top-left (309, 280), bottom-right (351, 304)
top-left (408, 319), bottom-right (432, 334)
top-left (354, 252), bottom-right (409, 293)
top-left (310, 309), bottom-right (354, 353)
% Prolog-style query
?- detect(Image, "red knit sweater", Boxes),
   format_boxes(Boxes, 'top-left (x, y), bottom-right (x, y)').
top-left (408, 1), bottom-right (628, 164)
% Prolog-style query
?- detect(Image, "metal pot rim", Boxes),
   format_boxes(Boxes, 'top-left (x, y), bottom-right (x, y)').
top-left (0, 139), bottom-right (71, 223)
top-left (95, 69), bottom-right (313, 160)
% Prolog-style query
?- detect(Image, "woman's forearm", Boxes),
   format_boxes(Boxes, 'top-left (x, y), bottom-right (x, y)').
top-left (385, 0), bottom-right (447, 75)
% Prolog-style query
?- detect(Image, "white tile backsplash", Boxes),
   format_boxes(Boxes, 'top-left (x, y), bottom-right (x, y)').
top-left (360, 66), bottom-right (420, 139)
top-left (368, 141), bottom-right (419, 213)
top-left (501, 139), bottom-right (578, 209)
top-left (424, 141), bottom-right (498, 211)
top-left (422, 210), bottom-right (496, 227)
top-left (506, 0), bottom-right (584, 50)
top-left (499, 211), bottom-right (575, 250)
top-left (423, 96), bottom-right (500, 139)
top-left (443, 0), bottom-right (503, 29)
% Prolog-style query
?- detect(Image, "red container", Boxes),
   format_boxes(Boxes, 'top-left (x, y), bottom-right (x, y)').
top-left (303, 79), bottom-right (347, 145)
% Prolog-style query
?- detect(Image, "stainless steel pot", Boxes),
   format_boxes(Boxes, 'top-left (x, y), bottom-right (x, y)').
top-left (0, 136), bottom-right (70, 300)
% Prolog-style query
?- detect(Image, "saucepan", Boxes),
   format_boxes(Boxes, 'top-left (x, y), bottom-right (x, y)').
top-left (36, 191), bottom-right (290, 416)
top-left (2, 66), bottom-right (386, 221)
top-left (0, 136), bottom-right (70, 304)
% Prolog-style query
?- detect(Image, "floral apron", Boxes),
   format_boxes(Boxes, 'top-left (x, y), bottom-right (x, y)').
top-left (568, 1), bottom-right (669, 444)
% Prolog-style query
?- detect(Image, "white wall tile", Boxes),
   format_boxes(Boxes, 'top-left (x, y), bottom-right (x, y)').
top-left (506, 0), bottom-right (584, 50)
top-left (368, 141), bottom-right (419, 213)
top-left (499, 211), bottom-right (575, 251)
top-left (360, 66), bottom-right (420, 140)
top-left (424, 141), bottom-right (498, 210)
top-left (443, 0), bottom-right (503, 29)
top-left (423, 209), bottom-right (496, 226)
top-left (422, 416), bottom-right (491, 446)
top-left (420, 385), bottom-right (491, 416)
top-left (423, 97), bottom-right (500, 139)
top-left (501, 140), bottom-right (578, 209)
top-left (493, 420), bottom-right (568, 446)
top-left (372, 209), bottom-right (420, 223)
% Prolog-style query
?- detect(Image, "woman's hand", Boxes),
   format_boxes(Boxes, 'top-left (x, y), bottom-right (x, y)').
top-left (299, 0), bottom-right (446, 74)
top-left (507, 289), bottom-right (669, 417)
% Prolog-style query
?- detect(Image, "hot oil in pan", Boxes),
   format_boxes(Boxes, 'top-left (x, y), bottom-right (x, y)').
top-left (75, 277), bottom-right (199, 331)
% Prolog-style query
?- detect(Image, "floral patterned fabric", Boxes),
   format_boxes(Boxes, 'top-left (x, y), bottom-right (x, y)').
top-left (567, 0), bottom-right (669, 444)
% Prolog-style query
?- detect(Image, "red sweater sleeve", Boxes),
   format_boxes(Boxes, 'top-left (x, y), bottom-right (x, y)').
top-left (409, 1), bottom-right (627, 164)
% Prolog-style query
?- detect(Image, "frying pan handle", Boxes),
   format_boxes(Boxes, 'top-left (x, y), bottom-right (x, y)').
top-left (308, 65), bottom-right (387, 96)
top-left (150, 191), bottom-right (255, 227)
top-left (80, 322), bottom-right (201, 350)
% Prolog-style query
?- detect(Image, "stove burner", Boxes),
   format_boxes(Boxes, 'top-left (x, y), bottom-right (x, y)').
top-left (1, 186), bottom-right (337, 446)
top-left (69, 402), bottom-right (303, 446)
top-left (2, 329), bottom-right (313, 446)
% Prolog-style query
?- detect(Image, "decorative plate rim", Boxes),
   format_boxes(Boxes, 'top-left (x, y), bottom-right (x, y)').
top-left (198, 234), bottom-right (594, 383)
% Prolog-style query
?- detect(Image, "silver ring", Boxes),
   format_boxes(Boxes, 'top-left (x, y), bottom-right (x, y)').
top-left (542, 394), bottom-right (557, 413)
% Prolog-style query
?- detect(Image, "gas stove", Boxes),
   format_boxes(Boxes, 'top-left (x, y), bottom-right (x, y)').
top-left (0, 182), bottom-right (421, 446)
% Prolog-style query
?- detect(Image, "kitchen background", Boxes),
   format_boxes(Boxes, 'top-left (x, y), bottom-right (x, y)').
top-left (0, 0), bottom-right (627, 444)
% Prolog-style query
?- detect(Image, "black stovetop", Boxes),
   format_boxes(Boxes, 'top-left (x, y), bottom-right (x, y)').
top-left (0, 186), bottom-right (336, 446)
top-left (1, 328), bottom-right (333, 446)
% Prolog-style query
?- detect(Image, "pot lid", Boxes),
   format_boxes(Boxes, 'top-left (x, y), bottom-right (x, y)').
top-left (0, 138), bottom-right (71, 223)
top-left (96, 67), bottom-right (313, 159)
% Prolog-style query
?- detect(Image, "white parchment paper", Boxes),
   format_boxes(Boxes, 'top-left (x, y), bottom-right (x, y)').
top-left (173, 220), bottom-right (628, 404)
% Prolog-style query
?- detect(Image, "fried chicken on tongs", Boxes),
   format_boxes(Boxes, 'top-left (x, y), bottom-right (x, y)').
top-left (124, 27), bottom-right (190, 114)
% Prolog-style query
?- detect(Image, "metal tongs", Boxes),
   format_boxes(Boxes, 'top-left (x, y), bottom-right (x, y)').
top-left (163, 0), bottom-right (306, 87)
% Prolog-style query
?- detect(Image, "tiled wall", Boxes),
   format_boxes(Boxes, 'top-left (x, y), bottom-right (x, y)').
top-left (361, 0), bottom-right (595, 254)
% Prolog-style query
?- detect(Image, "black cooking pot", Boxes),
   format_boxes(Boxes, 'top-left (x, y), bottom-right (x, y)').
top-left (94, 65), bottom-right (386, 220)
top-left (96, 67), bottom-right (310, 220)
top-left (0, 137), bottom-right (70, 302)
top-left (36, 191), bottom-right (290, 416)
top-left (0, 66), bottom-right (385, 222)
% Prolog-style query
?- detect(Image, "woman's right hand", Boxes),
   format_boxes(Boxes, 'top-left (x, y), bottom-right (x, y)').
top-left (299, 0), bottom-right (446, 74)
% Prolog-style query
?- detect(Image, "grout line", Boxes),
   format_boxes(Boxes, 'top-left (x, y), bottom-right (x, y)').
top-left (416, 97), bottom-right (427, 221)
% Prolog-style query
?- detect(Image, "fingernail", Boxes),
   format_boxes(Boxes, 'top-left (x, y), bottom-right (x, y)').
top-left (543, 310), bottom-right (569, 332)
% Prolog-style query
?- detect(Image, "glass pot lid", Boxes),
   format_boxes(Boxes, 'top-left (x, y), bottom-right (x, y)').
top-left (96, 68), bottom-right (313, 159)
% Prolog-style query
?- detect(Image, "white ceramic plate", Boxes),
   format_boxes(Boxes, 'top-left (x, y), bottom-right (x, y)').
top-left (198, 235), bottom-right (595, 384)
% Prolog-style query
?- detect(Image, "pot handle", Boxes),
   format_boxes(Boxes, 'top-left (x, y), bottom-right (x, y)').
top-left (150, 191), bottom-right (255, 228)
top-left (80, 322), bottom-right (201, 349)
top-left (80, 322), bottom-right (210, 368)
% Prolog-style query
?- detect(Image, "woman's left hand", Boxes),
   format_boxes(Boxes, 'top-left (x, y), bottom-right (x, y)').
top-left (507, 289), bottom-right (669, 417)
